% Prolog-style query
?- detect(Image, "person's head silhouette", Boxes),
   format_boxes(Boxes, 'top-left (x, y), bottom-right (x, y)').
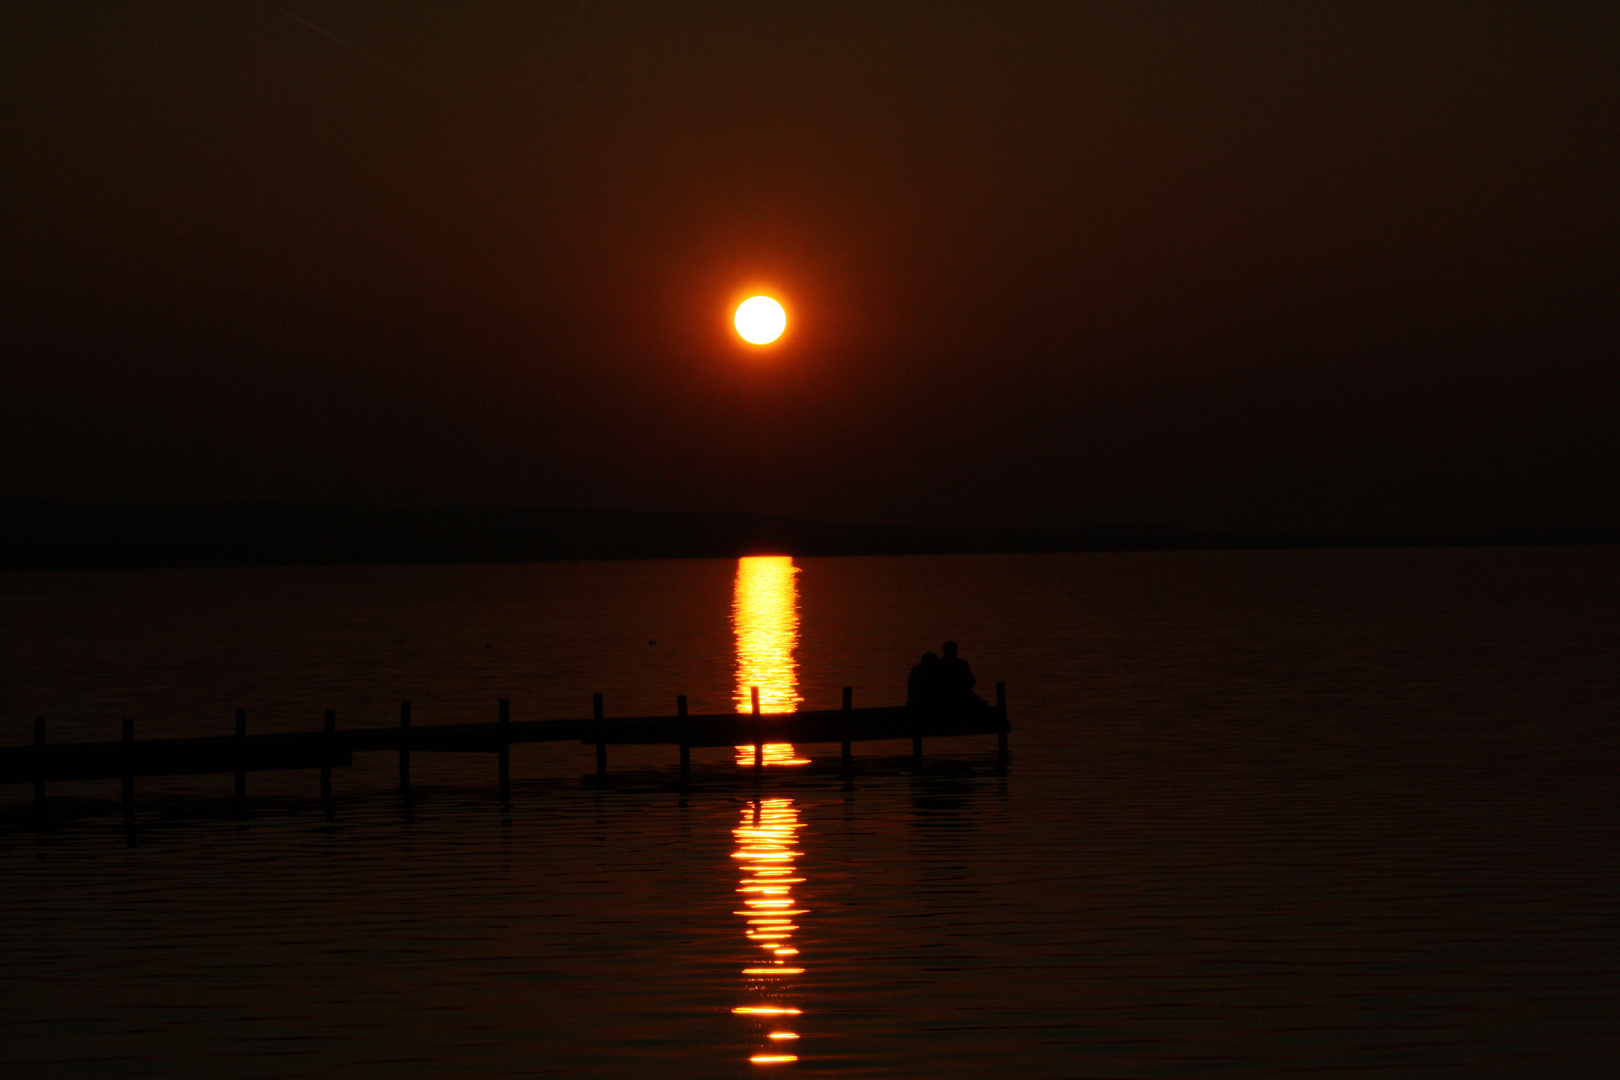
top-left (943, 640), bottom-right (958, 661)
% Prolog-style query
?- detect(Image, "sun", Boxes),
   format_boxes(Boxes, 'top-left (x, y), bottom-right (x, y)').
top-left (734, 296), bottom-right (786, 345)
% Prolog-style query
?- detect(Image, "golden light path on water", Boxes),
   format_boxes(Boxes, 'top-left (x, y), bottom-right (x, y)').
top-left (731, 798), bottom-right (807, 1065)
top-left (732, 556), bottom-right (808, 766)
top-left (729, 556), bottom-right (810, 1063)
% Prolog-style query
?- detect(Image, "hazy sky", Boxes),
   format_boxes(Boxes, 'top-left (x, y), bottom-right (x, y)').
top-left (3, 2), bottom-right (1616, 533)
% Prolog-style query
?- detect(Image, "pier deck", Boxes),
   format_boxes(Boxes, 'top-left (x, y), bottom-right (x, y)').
top-left (2, 684), bottom-right (1009, 809)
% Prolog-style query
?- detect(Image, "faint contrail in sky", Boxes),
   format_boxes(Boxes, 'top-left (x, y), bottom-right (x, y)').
top-left (267, 2), bottom-right (402, 73)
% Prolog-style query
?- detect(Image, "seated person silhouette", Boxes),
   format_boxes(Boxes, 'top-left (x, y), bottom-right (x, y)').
top-left (908, 650), bottom-right (944, 710)
top-left (909, 641), bottom-right (988, 716)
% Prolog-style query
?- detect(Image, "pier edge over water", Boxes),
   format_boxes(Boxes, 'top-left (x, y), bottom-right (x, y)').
top-left (3, 687), bottom-right (1010, 815)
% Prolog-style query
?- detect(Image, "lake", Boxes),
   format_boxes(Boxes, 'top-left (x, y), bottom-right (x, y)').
top-left (2, 548), bottom-right (1617, 1076)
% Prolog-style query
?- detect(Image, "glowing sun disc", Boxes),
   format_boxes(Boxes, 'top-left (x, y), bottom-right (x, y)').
top-left (735, 296), bottom-right (786, 344)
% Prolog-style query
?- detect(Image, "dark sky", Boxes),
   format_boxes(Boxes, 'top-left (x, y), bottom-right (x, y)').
top-left (4, 2), bottom-right (1616, 533)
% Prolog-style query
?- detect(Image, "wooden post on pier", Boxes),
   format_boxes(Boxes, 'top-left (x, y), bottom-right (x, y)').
top-left (122, 718), bottom-right (135, 817)
top-left (234, 708), bottom-right (247, 813)
top-left (34, 717), bottom-right (45, 810)
top-left (593, 693), bottom-right (607, 778)
top-left (399, 701), bottom-right (412, 794)
top-left (498, 698), bottom-right (510, 801)
top-left (996, 681), bottom-right (1008, 764)
top-left (321, 709), bottom-right (335, 805)
top-left (751, 687), bottom-right (763, 771)
top-left (677, 695), bottom-right (690, 792)
top-left (840, 687), bottom-right (853, 770)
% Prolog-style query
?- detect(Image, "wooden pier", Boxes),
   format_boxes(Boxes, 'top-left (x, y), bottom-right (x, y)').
top-left (3, 684), bottom-right (1009, 812)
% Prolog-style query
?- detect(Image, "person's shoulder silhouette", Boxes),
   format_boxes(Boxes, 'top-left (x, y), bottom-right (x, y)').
top-left (941, 640), bottom-right (975, 691)
top-left (940, 640), bottom-right (987, 712)
top-left (908, 650), bottom-right (943, 708)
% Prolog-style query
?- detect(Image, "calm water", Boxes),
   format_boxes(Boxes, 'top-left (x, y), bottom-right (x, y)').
top-left (2, 549), bottom-right (1617, 1076)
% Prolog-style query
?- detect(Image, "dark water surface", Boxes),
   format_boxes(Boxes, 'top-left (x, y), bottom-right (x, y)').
top-left (3, 549), bottom-right (1618, 1076)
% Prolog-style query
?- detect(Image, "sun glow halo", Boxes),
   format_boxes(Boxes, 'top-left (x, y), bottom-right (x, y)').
top-left (734, 296), bottom-right (787, 345)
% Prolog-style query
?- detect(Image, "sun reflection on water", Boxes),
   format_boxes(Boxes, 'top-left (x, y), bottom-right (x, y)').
top-left (729, 557), bottom-right (810, 1062)
top-left (732, 556), bottom-right (808, 766)
top-left (732, 798), bottom-right (807, 1065)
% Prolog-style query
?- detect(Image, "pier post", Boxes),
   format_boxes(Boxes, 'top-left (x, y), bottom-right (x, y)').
top-left (498, 698), bottom-right (510, 801)
top-left (122, 718), bottom-right (135, 817)
top-left (996, 681), bottom-right (1008, 763)
top-left (913, 733), bottom-right (923, 768)
top-left (234, 708), bottom-right (247, 814)
top-left (593, 693), bottom-right (606, 778)
top-left (751, 687), bottom-right (762, 771)
top-left (399, 701), bottom-right (412, 794)
top-left (677, 695), bottom-right (690, 792)
top-left (840, 687), bottom-right (852, 771)
top-left (34, 717), bottom-right (45, 811)
top-left (321, 709), bottom-right (335, 805)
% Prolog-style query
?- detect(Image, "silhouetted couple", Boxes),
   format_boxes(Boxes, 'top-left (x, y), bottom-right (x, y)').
top-left (907, 640), bottom-right (987, 716)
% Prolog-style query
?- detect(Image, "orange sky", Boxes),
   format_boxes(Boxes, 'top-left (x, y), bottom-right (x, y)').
top-left (3, 2), bottom-right (1616, 535)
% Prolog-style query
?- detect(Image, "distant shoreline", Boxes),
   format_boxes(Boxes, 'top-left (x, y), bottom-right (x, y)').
top-left (2, 498), bottom-right (1615, 571)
